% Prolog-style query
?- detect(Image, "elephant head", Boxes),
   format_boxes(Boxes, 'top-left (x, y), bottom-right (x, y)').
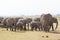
top-left (52, 17), bottom-right (58, 30)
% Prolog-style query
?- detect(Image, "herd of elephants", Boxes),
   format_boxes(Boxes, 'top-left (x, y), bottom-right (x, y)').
top-left (0, 13), bottom-right (58, 32)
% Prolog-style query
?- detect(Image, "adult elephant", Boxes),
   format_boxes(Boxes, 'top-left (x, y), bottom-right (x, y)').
top-left (40, 13), bottom-right (58, 32)
top-left (2, 18), bottom-right (8, 28)
top-left (48, 17), bottom-right (58, 31)
top-left (33, 17), bottom-right (42, 31)
top-left (40, 14), bottom-right (53, 32)
top-left (0, 17), bottom-right (4, 27)
top-left (5, 18), bottom-right (15, 31)
top-left (25, 18), bottom-right (32, 30)
top-left (0, 17), bottom-right (3, 24)
top-left (6, 17), bottom-right (23, 31)
top-left (13, 17), bottom-right (24, 31)
top-left (16, 19), bottom-right (27, 31)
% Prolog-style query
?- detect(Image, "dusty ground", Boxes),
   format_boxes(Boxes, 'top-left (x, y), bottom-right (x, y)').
top-left (0, 17), bottom-right (60, 40)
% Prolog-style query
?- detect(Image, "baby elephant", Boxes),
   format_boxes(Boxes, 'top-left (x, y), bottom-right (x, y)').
top-left (30, 21), bottom-right (41, 31)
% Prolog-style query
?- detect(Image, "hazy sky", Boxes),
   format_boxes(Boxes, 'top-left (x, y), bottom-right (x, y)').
top-left (0, 0), bottom-right (60, 17)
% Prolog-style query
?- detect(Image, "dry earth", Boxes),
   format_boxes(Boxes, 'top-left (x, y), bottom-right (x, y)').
top-left (0, 17), bottom-right (60, 40)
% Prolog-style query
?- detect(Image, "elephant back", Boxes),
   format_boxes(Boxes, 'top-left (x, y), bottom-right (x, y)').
top-left (40, 13), bottom-right (53, 26)
top-left (6, 18), bottom-right (15, 26)
top-left (25, 18), bottom-right (32, 24)
top-left (34, 17), bottom-right (40, 22)
top-left (18, 19), bottom-right (26, 24)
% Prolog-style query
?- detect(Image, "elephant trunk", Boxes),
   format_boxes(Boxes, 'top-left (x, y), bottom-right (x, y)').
top-left (55, 21), bottom-right (58, 30)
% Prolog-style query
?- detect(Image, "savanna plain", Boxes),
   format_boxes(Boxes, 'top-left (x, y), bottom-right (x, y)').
top-left (0, 16), bottom-right (60, 40)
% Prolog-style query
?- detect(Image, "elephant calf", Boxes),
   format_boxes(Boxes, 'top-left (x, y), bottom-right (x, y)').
top-left (30, 21), bottom-right (41, 31)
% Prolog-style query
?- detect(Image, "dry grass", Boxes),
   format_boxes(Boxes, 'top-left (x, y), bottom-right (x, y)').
top-left (0, 17), bottom-right (60, 40)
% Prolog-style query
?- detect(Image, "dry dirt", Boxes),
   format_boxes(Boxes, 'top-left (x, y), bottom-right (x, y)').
top-left (0, 17), bottom-right (60, 40)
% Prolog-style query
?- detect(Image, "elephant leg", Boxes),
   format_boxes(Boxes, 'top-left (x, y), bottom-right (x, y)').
top-left (35, 27), bottom-right (37, 31)
top-left (47, 26), bottom-right (50, 32)
top-left (11, 27), bottom-right (13, 31)
top-left (41, 25), bottom-right (44, 31)
top-left (31, 26), bottom-right (34, 31)
top-left (38, 26), bottom-right (40, 31)
top-left (20, 26), bottom-right (21, 31)
top-left (20, 26), bottom-right (23, 31)
top-left (14, 26), bottom-right (16, 32)
top-left (44, 26), bottom-right (50, 32)
top-left (41, 27), bottom-right (43, 31)
top-left (17, 25), bottom-right (19, 30)
top-left (44, 27), bottom-right (46, 31)
top-left (11, 26), bottom-right (13, 31)
top-left (51, 24), bottom-right (54, 31)
top-left (10, 27), bottom-right (12, 31)
top-left (6, 26), bottom-right (8, 31)
top-left (44, 26), bottom-right (48, 32)
top-left (27, 24), bottom-right (29, 31)
top-left (24, 24), bottom-right (26, 31)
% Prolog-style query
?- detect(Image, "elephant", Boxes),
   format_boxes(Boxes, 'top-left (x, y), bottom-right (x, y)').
top-left (16, 21), bottom-right (24, 31)
top-left (16, 19), bottom-right (27, 31)
top-left (16, 18), bottom-right (32, 31)
top-left (48, 17), bottom-right (58, 31)
top-left (1, 17), bottom-right (23, 31)
top-left (40, 13), bottom-right (53, 32)
top-left (0, 17), bottom-right (3, 24)
top-left (5, 18), bottom-right (15, 31)
top-left (33, 17), bottom-right (43, 31)
top-left (0, 17), bottom-right (4, 27)
top-left (40, 13), bottom-right (58, 32)
top-left (25, 18), bottom-right (32, 30)
top-left (30, 21), bottom-right (41, 31)
top-left (2, 18), bottom-right (8, 28)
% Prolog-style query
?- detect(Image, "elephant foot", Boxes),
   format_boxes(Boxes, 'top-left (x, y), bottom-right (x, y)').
top-left (31, 29), bottom-right (33, 31)
top-left (35, 29), bottom-right (37, 31)
top-left (20, 29), bottom-right (22, 31)
top-left (24, 28), bottom-right (26, 31)
top-left (20, 28), bottom-right (23, 31)
top-left (31, 30), bottom-right (33, 31)
top-left (7, 29), bottom-right (8, 31)
top-left (14, 27), bottom-right (16, 32)
top-left (44, 28), bottom-right (49, 32)
top-left (39, 29), bottom-right (41, 31)
top-left (24, 29), bottom-right (26, 31)
top-left (11, 29), bottom-right (13, 31)
top-left (52, 29), bottom-right (54, 31)
top-left (14, 29), bottom-right (16, 32)
top-left (35, 27), bottom-right (37, 31)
